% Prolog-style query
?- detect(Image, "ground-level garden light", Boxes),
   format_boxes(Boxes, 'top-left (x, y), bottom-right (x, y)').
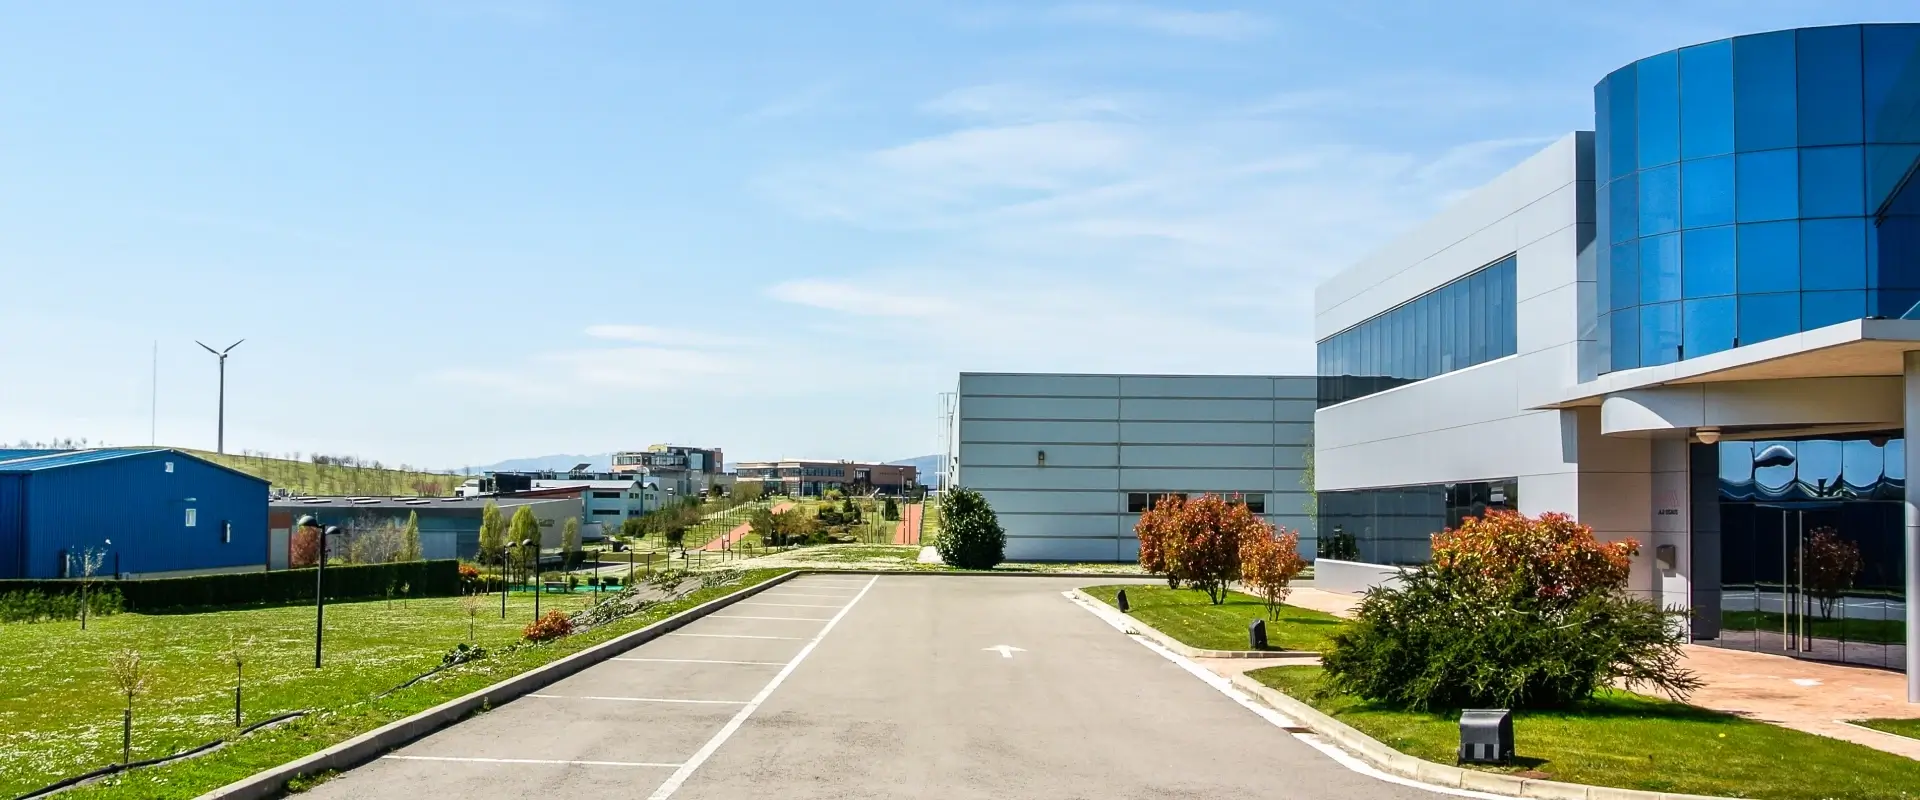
top-left (1458, 709), bottom-right (1514, 764)
top-left (1248, 619), bottom-right (1267, 650)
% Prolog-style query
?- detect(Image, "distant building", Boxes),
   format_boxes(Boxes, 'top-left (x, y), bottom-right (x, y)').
top-left (733, 459), bottom-right (917, 496)
top-left (0, 448), bottom-right (270, 579)
top-left (455, 470), bottom-right (654, 538)
top-left (269, 494), bottom-right (581, 564)
top-left (611, 445), bottom-right (725, 498)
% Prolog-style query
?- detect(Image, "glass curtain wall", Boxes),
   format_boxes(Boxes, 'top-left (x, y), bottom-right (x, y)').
top-left (1315, 479), bottom-right (1518, 565)
top-left (1702, 435), bottom-right (1907, 670)
top-left (1316, 255), bottom-right (1517, 408)
top-left (1596, 24), bottom-right (1920, 374)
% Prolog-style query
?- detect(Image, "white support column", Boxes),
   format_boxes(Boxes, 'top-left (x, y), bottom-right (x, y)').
top-left (1905, 352), bottom-right (1920, 702)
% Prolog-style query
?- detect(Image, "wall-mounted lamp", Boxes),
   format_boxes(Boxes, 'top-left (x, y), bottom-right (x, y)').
top-left (1037, 450), bottom-right (1047, 467)
top-left (1694, 427), bottom-right (1721, 445)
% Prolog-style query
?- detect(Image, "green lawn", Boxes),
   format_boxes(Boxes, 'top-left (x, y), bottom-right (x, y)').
top-left (1720, 609), bottom-right (1906, 645)
top-left (0, 569), bottom-right (790, 799)
top-left (190, 450), bottom-right (464, 496)
top-left (1251, 665), bottom-right (1920, 800)
top-left (1081, 584), bottom-right (1341, 652)
top-left (1857, 718), bottom-right (1920, 740)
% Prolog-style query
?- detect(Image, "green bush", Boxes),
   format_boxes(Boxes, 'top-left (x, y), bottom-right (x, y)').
top-left (0, 586), bottom-right (123, 623)
top-left (0, 560), bottom-right (460, 612)
top-left (935, 487), bottom-right (1005, 570)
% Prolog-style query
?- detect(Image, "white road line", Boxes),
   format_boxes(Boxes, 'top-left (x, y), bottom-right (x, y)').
top-left (384, 755), bottom-right (682, 768)
top-left (664, 632), bottom-right (805, 641)
top-left (736, 601), bottom-right (843, 608)
top-left (707, 615), bottom-right (832, 622)
top-left (614, 657), bottom-right (786, 666)
top-left (791, 581), bottom-right (868, 586)
top-left (1061, 591), bottom-right (1508, 800)
top-left (647, 575), bottom-right (879, 800)
top-left (528, 694), bottom-right (746, 705)
top-left (757, 592), bottom-right (855, 599)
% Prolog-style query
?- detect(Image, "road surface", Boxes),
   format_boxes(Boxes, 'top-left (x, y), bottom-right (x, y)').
top-left (300, 575), bottom-right (1440, 799)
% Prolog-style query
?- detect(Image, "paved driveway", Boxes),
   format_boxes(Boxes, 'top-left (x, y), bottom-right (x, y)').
top-left (301, 575), bottom-right (1441, 799)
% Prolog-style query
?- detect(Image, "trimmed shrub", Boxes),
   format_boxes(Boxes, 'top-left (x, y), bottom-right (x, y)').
top-left (1135, 493), bottom-right (1267, 603)
top-left (0, 586), bottom-right (123, 623)
top-left (1320, 511), bottom-right (1698, 710)
top-left (935, 488), bottom-right (1005, 570)
top-left (523, 610), bottom-right (573, 642)
top-left (0, 560), bottom-right (461, 612)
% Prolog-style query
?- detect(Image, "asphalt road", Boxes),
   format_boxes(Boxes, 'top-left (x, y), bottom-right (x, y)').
top-left (301, 575), bottom-right (1442, 799)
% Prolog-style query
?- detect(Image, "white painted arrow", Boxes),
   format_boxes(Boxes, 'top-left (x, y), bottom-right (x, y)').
top-left (983, 645), bottom-right (1025, 659)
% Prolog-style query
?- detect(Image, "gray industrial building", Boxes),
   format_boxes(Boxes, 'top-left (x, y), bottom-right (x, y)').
top-left (947, 373), bottom-right (1315, 562)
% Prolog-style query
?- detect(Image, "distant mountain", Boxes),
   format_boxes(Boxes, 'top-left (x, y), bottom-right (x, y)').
top-left (458, 453), bottom-right (613, 474)
top-left (888, 454), bottom-right (942, 486)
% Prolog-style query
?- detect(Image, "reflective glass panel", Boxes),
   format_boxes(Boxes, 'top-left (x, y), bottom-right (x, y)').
top-left (1610, 172), bottom-right (1639, 243)
top-left (1639, 50), bottom-right (1681, 168)
top-left (1640, 164), bottom-right (1681, 235)
top-left (1734, 31), bottom-right (1797, 152)
top-left (1797, 25), bottom-right (1865, 147)
top-left (1640, 301), bottom-right (1682, 365)
top-left (1874, 289), bottom-right (1920, 319)
top-left (1736, 221), bottom-right (1799, 293)
top-left (1610, 64), bottom-right (1639, 180)
top-left (1611, 307), bottom-right (1640, 370)
top-left (1681, 40), bottom-right (1736, 159)
top-left (1799, 146), bottom-right (1866, 218)
top-left (1596, 76), bottom-right (1613, 182)
top-left (1801, 217), bottom-right (1867, 291)
top-left (1802, 289), bottom-right (1866, 330)
top-left (1610, 242), bottom-right (1641, 310)
top-left (1863, 25), bottom-right (1920, 144)
top-left (1682, 155), bottom-right (1735, 227)
top-left (1683, 226), bottom-right (1736, 298)
top-left (1470, 269), bottom-right (1489, 364)
top-left (1641, 232), bottom-right (1682, 304)
top-left (1499, 258), bottom-right (1517, 357)
top-left (1736, 149), bottom-right (1798, 222)
top-left (1684, 296), bottom-right (1737, 357)
top-left (1866, 144), bottom-right (1920, 212)
top-left (1739, 291), bottom-right (1800, 346)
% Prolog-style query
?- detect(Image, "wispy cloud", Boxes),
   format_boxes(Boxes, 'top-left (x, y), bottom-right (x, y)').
top-left (743, 81), bottom-right (839, 122)
top-left (584, 324), bottom-right (751, 348)
top-left (921, 84), bottom-right (1139, 124)
top-left (1049, 4), bottom-right (1270, 40)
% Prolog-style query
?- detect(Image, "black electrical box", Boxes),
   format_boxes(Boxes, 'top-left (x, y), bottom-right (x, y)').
top-left (1458, 709), bottom-right (1514, 764)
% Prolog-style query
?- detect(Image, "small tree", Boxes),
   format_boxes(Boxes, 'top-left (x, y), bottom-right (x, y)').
top-left (219, 633), bottom-right (250, 727)
top-left (621, 516), bottom-right (646, 540)
top-left (1804, 527), bottom-right (1864, 620)
top-left (561, 517), bottom-right (581, 567)
top-left (459, 593), bottom-right (484, 642)
top-left (401, 511), bottom-right (423, 562)
top-left (1133, 497), bottom-right (1179, 588)
top-left (108, 649), bottom-right (148, 765)
top-left (664, 524), bottom-right (689, 553)
top-left (883, 496), bottom-right (900, 521)
top-left (1139, 493), bottom-right (1259, 604)
top-left (509, 506), bottom-right (542, 572)
top-left (290, 526), bottom-right (320, 568)
top-left (936, 488), bottom-right (1005, 570)
top-left (1240, 528), bottom-right (1308, 620)
top-left (68, 545), bottom-right (109, 630)
top-left (478, 502), bottom-right (505, 564)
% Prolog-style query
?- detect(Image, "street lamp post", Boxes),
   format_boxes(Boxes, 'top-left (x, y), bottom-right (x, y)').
top-left (194, 339), bottom-right (245, 454)
top-left (500, 540), bottom-right (512, 620)
top-left (314, 523), bottom-right (344, 669)
top-left (529, 539), bottom-right (541, 621)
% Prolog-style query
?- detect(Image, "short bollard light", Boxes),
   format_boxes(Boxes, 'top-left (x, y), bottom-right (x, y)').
top-left (1115, 589), bottom-right (1129, 613)
top-left (1458, 709), bottom-right (1514, 764)
top-left (1248, 618), bottom-right (1268, 650)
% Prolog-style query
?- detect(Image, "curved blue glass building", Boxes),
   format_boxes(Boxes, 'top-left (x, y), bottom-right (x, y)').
top-left (1597, 24), bottom-right (1920, 372)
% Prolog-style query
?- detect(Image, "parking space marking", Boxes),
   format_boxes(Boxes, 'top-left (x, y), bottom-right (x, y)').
top-left (707, 615), bottom-right (831, 622)
top-left (645, 575), bottom-right (879, 800)
top-left (384, 755), bottom-right (682, 768)
top-left (665, 632), bottom-right (805, 641)
top-left (736, 601), bottom-right (842, 608)
top-left (528, 694), bottom-right (747, 705)
top-left (613, 657), bottom-right (786, 666)
top-left (756, 592), bottom-right (855, 599)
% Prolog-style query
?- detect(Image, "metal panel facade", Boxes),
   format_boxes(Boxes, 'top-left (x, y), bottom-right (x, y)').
top-left (953, 373), bottom-right (1315, 562)
top-left (8, 450), bottom-right (269, 578)
top-left (0, 476), bottom-right (24, 578)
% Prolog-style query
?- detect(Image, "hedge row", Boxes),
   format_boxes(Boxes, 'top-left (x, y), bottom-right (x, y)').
top-left (0, 560), bottom-right (463, 612)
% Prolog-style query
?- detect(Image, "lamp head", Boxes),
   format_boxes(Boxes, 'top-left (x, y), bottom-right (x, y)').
top-left (1695, 427), bottom-right (1722, 445)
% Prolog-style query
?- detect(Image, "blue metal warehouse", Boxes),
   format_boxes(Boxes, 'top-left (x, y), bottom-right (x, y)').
top-left (0, 448), bottom-right (270, 579)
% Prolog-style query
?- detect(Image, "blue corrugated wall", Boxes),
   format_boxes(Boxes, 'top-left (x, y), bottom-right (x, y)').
top-left (0, 475), bottom-right (24, 578)
top-left (14, 451), bottom-right (268, 578)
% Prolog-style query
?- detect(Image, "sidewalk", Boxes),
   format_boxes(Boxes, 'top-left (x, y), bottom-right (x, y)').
top-left (701, 502), bottom-right (792, 551)
top-left (892, 502), bottom-right (924, 545)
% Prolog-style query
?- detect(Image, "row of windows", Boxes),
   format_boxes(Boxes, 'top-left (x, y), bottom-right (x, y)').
top-left (1315, 479), bottom-right (1518, 566)
top-left (1602, 218), bottom-right (1893, 309)
top-left (1601, 146), bottom-right (1918, 245)
top-left (1315, 256), bottom-right (1517, 407)
top-left (1597, 25), bottom-right (1920, 184)
top-left (1125, 492), bottom-right (1266, 514)
top-left (1605, 289), bottom-right (1920, 368)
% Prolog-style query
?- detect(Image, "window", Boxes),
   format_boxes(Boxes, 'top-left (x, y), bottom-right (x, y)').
top-left (1683, 296), bottom-right (1737, 357)
top-left (591, 509), bottom-right (621, 516)
top-left (592, 491), bottom-right (622, 499)
top-left (1637, 50), bottom-right (1680, 168)
top-left (1638, 164), bottom-right (1681, 235)
top-left (1740, 292), bottom-right (1801, 347)
top-left (1681, 156), bottom-right (1735, 228)
top-left (1317, 479), bottom-right (1517, 566)
top-left (1796, 25), bottom-right (1864, 147)
top-left (184, 508), bottom-right (197, 528)
top-left (1734, 31), bottom-right (1796, 152)
top-left (1736, 222), bottom-right (1800, 293)
top-left (1639, 233), bottom-right (1682, 304)
top-left (1682, 226), bottom-right (1735, 298)
top-left (1315, 255), bottom-right (1517, 407)
top-left (1736, 149), bottom-right (1798, 222)
top-left (1608, 63), bottom-right (1639, 180)
top-left (1801, 218), bottom-right (1867, 290)
top-left (1679, 39), bottom-right (1734, 159)
top-left (1799, 146), bottom-right (1865, 218)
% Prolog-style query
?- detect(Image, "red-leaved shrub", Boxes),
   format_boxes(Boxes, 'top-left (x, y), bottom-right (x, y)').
top-left (1428, 510), bottom-right (1635, 603)
top-left (523, 610), bottom-right (573, 642)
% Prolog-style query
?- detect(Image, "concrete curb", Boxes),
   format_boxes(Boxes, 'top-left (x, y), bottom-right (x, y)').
top-left (1070, 589), bottom-right (1319, 659)
top-left (1225, 673), bottom-right (1736, 800)
top-left (194, 570), bottom-right (804, 800)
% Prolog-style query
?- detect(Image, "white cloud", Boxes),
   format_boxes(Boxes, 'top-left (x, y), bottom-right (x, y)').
top-left (766, 280), bottom-right (956, 318)
top-left (1049, 4), bottom-right (1270, 40)
top-left (584, 324), bottom-right (750, 348)
top-left (921, 84), bottom-right (1138, 124)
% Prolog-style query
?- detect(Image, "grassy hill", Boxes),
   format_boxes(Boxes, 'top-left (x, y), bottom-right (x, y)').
top-left (188, 450), bottom-right (464, 496)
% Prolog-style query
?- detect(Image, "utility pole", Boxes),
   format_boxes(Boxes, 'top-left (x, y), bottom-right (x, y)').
top-left (196, 339), bottom-right (245, 453)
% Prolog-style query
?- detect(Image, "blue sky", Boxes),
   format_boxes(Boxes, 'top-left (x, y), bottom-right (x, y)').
top-left (2, 1), bottom-right (1911, 469)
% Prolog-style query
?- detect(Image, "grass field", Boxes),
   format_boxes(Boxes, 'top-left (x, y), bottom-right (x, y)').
top-left (0, 570), bottom-right (789, 799)
top-left (1081, 584), bottom-right (1341, 652)
top-left (1251, 665), bottom-right (1920, 799)
top-left (189, 450), bottom-right (464, 496)
top-left (1857, 718), bottom-right (1920, 740)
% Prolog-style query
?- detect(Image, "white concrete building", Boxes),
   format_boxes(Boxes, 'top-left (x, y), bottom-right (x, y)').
top-left (950, 372), bottom-right (1315, 562)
